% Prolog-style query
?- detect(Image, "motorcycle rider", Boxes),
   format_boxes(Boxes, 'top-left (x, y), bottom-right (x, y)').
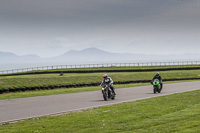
top-left (100, 74), bottom-right (116, 95)
top-left (151, 72), bottom-right (163, 90)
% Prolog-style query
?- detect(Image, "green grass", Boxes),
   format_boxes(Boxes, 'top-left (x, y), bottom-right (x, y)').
top-left (1, 89), bottom-right (200, 132)
top-left (1, 70), bottom-right (200, 90)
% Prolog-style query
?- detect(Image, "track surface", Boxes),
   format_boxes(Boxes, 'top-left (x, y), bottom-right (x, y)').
top-left (1, 81), bottom-right (200, 124)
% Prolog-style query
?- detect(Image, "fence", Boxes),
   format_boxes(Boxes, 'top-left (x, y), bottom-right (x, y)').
top-left (1, 61), bottom-right (200, 74)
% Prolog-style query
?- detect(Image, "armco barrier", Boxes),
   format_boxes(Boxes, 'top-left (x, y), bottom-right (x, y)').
top-left (1, 78), bottom-right (200, 94)
top-left (1, 61), bottom-right (200, 74)
top-left (1, 67), bottom-right (200, 76)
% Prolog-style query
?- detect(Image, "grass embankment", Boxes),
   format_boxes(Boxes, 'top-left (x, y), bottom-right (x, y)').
top-left (1, 89), bottom-right (200, 132)
top-left (1, 70), bottom-right (200, 89)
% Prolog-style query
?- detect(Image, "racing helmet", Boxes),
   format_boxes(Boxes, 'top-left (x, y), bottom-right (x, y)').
top-left (103, 74), bottom-right (108, 78)
top-left (156, 72), bottom-right (160, 76)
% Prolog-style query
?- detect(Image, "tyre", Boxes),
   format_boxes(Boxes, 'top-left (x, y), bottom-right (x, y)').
top-left (103, 91), bottom-right (108, 101)
top-left (108, 91), bottom-right (111, 98)
top-left (154, 88), bottom-right (156, 94)
top-left (111, 96), bottom-right (115, 100)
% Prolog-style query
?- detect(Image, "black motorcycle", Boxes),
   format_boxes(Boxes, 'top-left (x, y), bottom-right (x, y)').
top-left (101, 84), bottom-right (115, 101)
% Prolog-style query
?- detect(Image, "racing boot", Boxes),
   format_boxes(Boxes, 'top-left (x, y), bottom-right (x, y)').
top-left (111, 87), bottom-right (116, 95)
top-left (160, 83), bottom-right (163, 91)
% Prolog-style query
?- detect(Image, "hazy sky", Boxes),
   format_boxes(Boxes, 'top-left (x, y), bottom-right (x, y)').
top-left (0, 0), bottom-right (200, 57)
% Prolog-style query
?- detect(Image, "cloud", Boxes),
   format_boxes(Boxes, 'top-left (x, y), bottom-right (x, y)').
top-left (0, 0), bottom-right (200, 57)
top-left (47, 37), bottom-right (74, 49)
top-left (47, 42), bottom-right (64, 49)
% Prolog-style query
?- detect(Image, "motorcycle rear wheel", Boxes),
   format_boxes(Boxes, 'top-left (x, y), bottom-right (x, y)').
top-left (111, 96), bottom-right (115, 100)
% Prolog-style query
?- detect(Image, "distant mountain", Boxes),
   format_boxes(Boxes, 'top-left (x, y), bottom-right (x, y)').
top-left (62, 47), bottom-right (110, 56)
top-left (0, 51), bottom-right (18, 58)
top-left (47, 47), bottom-right (200, 62)
top-left (48, 47), bottom-right (122, 62)
top-left (0, 51), bottom-right (42, 63)
top-left (1, 48), bottom-right (200, 63)
top-left (52, 47), bottom-right (113, 62)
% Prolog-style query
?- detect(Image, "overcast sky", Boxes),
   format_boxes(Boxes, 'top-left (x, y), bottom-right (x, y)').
top-left (0, 0), bottom-right (200, 57)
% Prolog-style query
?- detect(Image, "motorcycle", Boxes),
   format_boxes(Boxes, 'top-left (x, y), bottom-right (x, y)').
top-left (101, 84), bottom-right (115, 101)
top-left (151, 79), bottom-right (161, 94)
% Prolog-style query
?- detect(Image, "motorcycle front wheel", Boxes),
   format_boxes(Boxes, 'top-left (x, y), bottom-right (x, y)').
top-left (154, 88), bottom-right (157, 94)
top-left (103, 91), bottom-right (108, 101)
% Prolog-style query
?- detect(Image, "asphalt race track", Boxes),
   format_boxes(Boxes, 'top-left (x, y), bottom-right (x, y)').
top-left (1, 81), bottom-right (200, 124)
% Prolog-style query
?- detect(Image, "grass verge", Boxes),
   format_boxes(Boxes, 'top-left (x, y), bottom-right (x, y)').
top-left (0, 88), bottom-right (200, 132)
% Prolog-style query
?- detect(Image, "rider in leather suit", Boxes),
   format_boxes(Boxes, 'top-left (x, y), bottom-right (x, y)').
top-left (100, 74), bottom-right (116, 95)
top-left (152, 72), bottom-right (163, 90)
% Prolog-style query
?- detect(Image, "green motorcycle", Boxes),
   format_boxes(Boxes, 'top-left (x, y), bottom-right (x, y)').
top-left (151, 79), bottom-right (161, 94)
